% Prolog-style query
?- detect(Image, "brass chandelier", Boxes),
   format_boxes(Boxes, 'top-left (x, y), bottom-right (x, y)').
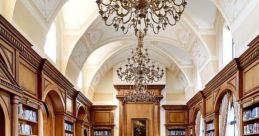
top-left (97, 0), bottom-right (186, 102)
top-left (96, 0), bottom-right (187, 35)
top-left (116, 32), bottom-right (164, 102)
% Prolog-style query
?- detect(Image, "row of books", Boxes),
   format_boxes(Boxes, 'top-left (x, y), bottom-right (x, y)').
top-left (18, 104), bottom-right (37, 122)
top-left (94, 130), bottom-right (112, 136)
top-left (207, 123), bottom-right (214, 130)
top-left (243, 107), bottom-right (259, 120)
top-left (168, 130), bottom-right (186, 136)
top-left (65, 122), bottom-right (73, 132)
top-left (207, 131), bottom-right (214, 136)
top-left (65, 133), bottom-right (73, 136)
top-left (244, 123), bottom-right (259, 134)
top-left (18, 123), bottom-right (32, 135)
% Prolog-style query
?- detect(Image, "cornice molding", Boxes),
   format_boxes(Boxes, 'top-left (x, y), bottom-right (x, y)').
top-left (76, 91), bottom-right (92, 107)
top-left (187, 91), bottom-right (204, 108)
top-left (41, 59), bottom-right (74, 91)
top-left (162, 105), bottom-right (188, 110)
top-left (0, 15), bottom-right (41, 69)
top-left (239, 35), bottom-right (259, 69)
top-left (204, 59), bottom-right (239, 95)
top-left (91, 105), bottom-right (117, 111)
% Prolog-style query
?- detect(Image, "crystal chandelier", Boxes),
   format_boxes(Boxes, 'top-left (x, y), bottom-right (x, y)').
top-left (116, 31), bottom-right (164, 102)
top-left (96, 0), bottom-right (187, 35)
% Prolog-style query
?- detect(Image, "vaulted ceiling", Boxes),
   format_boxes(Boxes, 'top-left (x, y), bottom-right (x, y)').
top-left (1, 0), bottom-right (259, 102)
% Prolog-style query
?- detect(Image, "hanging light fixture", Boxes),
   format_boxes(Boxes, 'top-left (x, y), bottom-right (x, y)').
top-left (96, 0), bottom-right (187, 35)
top-left (97, 0), bottom-right (186, 102)
top-left (116, 31), bottom-right (164, 102)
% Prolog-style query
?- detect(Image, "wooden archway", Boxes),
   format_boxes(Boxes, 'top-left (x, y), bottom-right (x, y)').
top-left (42, 88), bottom-right (65, 136)
top-left (213, 87), bottom-right (236, 136)
top-left (75, 106), bottom-right (89, 136)
top-left (0, 95), bottom-right (10, 136)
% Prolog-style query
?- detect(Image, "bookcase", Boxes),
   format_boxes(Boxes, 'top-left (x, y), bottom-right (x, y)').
top-left (65, 121), bottom-right (74, 136)
top-left (242, 103), bottom-right (259, 135)
top-left (93, 128), bottom-right (112, 136)
top-left (167, 128), bottom-right (186, 136)
top-left (205, 121), bottom-right (214, 136)
top-left (18, 103), bottom-right (38, 136)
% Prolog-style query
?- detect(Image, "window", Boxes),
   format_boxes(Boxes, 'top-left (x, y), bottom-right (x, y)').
top-left (225, 102), bottom-right (238, 136)
top-left (222, 25), bottom-right (234, 67)
top-left (44, 24), bottom-right (57, 63)
top-left (195, 111), bottom-right (205, 136)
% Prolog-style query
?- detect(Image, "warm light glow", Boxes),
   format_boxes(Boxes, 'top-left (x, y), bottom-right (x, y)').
top-left (62, 0), bottom-right (97, 29)
top-left (44, 24), bottom-right (57, 63)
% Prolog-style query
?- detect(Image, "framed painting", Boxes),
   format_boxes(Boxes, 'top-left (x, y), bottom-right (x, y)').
top-left (132, 118), bottom-right (148, 136)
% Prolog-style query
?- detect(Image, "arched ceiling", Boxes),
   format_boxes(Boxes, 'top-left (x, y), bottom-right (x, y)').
top-left (85, 42), bottom-right (189, 94)
top-left (2, 0), bottom-right (258, 100)
top-left (65, 17), bottom-right (209, 85)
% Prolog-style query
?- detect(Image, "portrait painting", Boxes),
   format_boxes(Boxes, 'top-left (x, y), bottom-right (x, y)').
top-left (132, 118), bottom-right (148, 136)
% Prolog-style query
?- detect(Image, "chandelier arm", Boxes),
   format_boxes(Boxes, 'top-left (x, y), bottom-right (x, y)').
top-left (151, 1), bottom-right (165, 11)
top-left (165, 14), bottom-right (177, 26)
top-left (149, 12), bottom-right (160, 24)
top-left (171, 0), bottom-right (186, 7)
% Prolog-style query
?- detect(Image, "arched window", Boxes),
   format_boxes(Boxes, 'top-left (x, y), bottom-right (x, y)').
top-left (222, 25), bottom-right (234, 67)
top-left (44, 24), bottom-right (57, 63)
top-left (195, 111), bottom-right (205, 136)
top-left (225, 102), bottom-right (238, 136)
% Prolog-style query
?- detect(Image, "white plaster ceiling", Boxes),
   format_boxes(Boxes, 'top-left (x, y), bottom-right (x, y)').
top-left (185, 0), bottom-right (217, 29)
top-left (86, 42), bottom-right (189, 94)
top-left (62, 0), bottom-right (97, 30)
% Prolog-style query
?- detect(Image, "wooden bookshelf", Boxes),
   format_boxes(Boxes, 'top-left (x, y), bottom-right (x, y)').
top-left (18, 103), bottom-right (38, 136)
top-left (93, 128), bottom-right (112, 136)
top-left (167, 128), bottom-right (186, 136)
top-left (205, 121), bottom-right (214, 136)
top-left (65, 121), bottom-right (74, 136)
top-left (242, 99), bottom-right (259, 136)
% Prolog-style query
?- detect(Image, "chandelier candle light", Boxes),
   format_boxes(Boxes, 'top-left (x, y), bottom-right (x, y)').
top-left (96, 0), bottom-right (187, 35)
top-left (116, 31), bottom-right (164, 102)
top-left (97, 0), bottom-right (187, 102)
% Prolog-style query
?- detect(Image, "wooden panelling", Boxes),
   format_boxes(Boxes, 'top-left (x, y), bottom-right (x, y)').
top-left (66, 97), bottom-right (73, 114)
top-left (168, 111), bottom-right (185, 124)
top-left (19, 62), bottom-right (37, 95)
top-left (244, 61), bottom-right (259, 93)
top-left (0, 41), bottom-right (15, 76)
top-left (94, 112), bottom-right (111, 124)
top-left (206, 95), bottom-right (213, 114)
top-left (126, 103), bottom-right (154, 136)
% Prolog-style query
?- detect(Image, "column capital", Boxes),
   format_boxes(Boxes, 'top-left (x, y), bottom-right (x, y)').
top-left (11, 95), bottom-right (20, 104)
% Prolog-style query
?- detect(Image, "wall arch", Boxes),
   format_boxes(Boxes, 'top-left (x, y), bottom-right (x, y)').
top-left (0, 95), bottom-right (10, 136)
top-left (42, 86), bottom-right (65, 136)
top-left (75, 106), bottom-right (90, 136)
top-left (214, 87), bottom-right (236, 114)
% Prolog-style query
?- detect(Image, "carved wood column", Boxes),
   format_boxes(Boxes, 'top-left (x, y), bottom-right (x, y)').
top-left (119, 100), bottom-right (125, 136)
top-left (154, 101), bottom-right (160, 136)
top-left (11, 95), bottom-right (19, 136)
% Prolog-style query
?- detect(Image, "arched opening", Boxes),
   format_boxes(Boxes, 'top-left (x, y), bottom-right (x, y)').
top-left (0, 103), bottom-right (5, 136)
top-left (42, 90), bottom-right (65, 136)
top-left (215, 90), bottom-right (240, 136)
top-left (194, 110), bottom-right (205, 136)
top-left (76, 106), bottom-right (89, 136)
